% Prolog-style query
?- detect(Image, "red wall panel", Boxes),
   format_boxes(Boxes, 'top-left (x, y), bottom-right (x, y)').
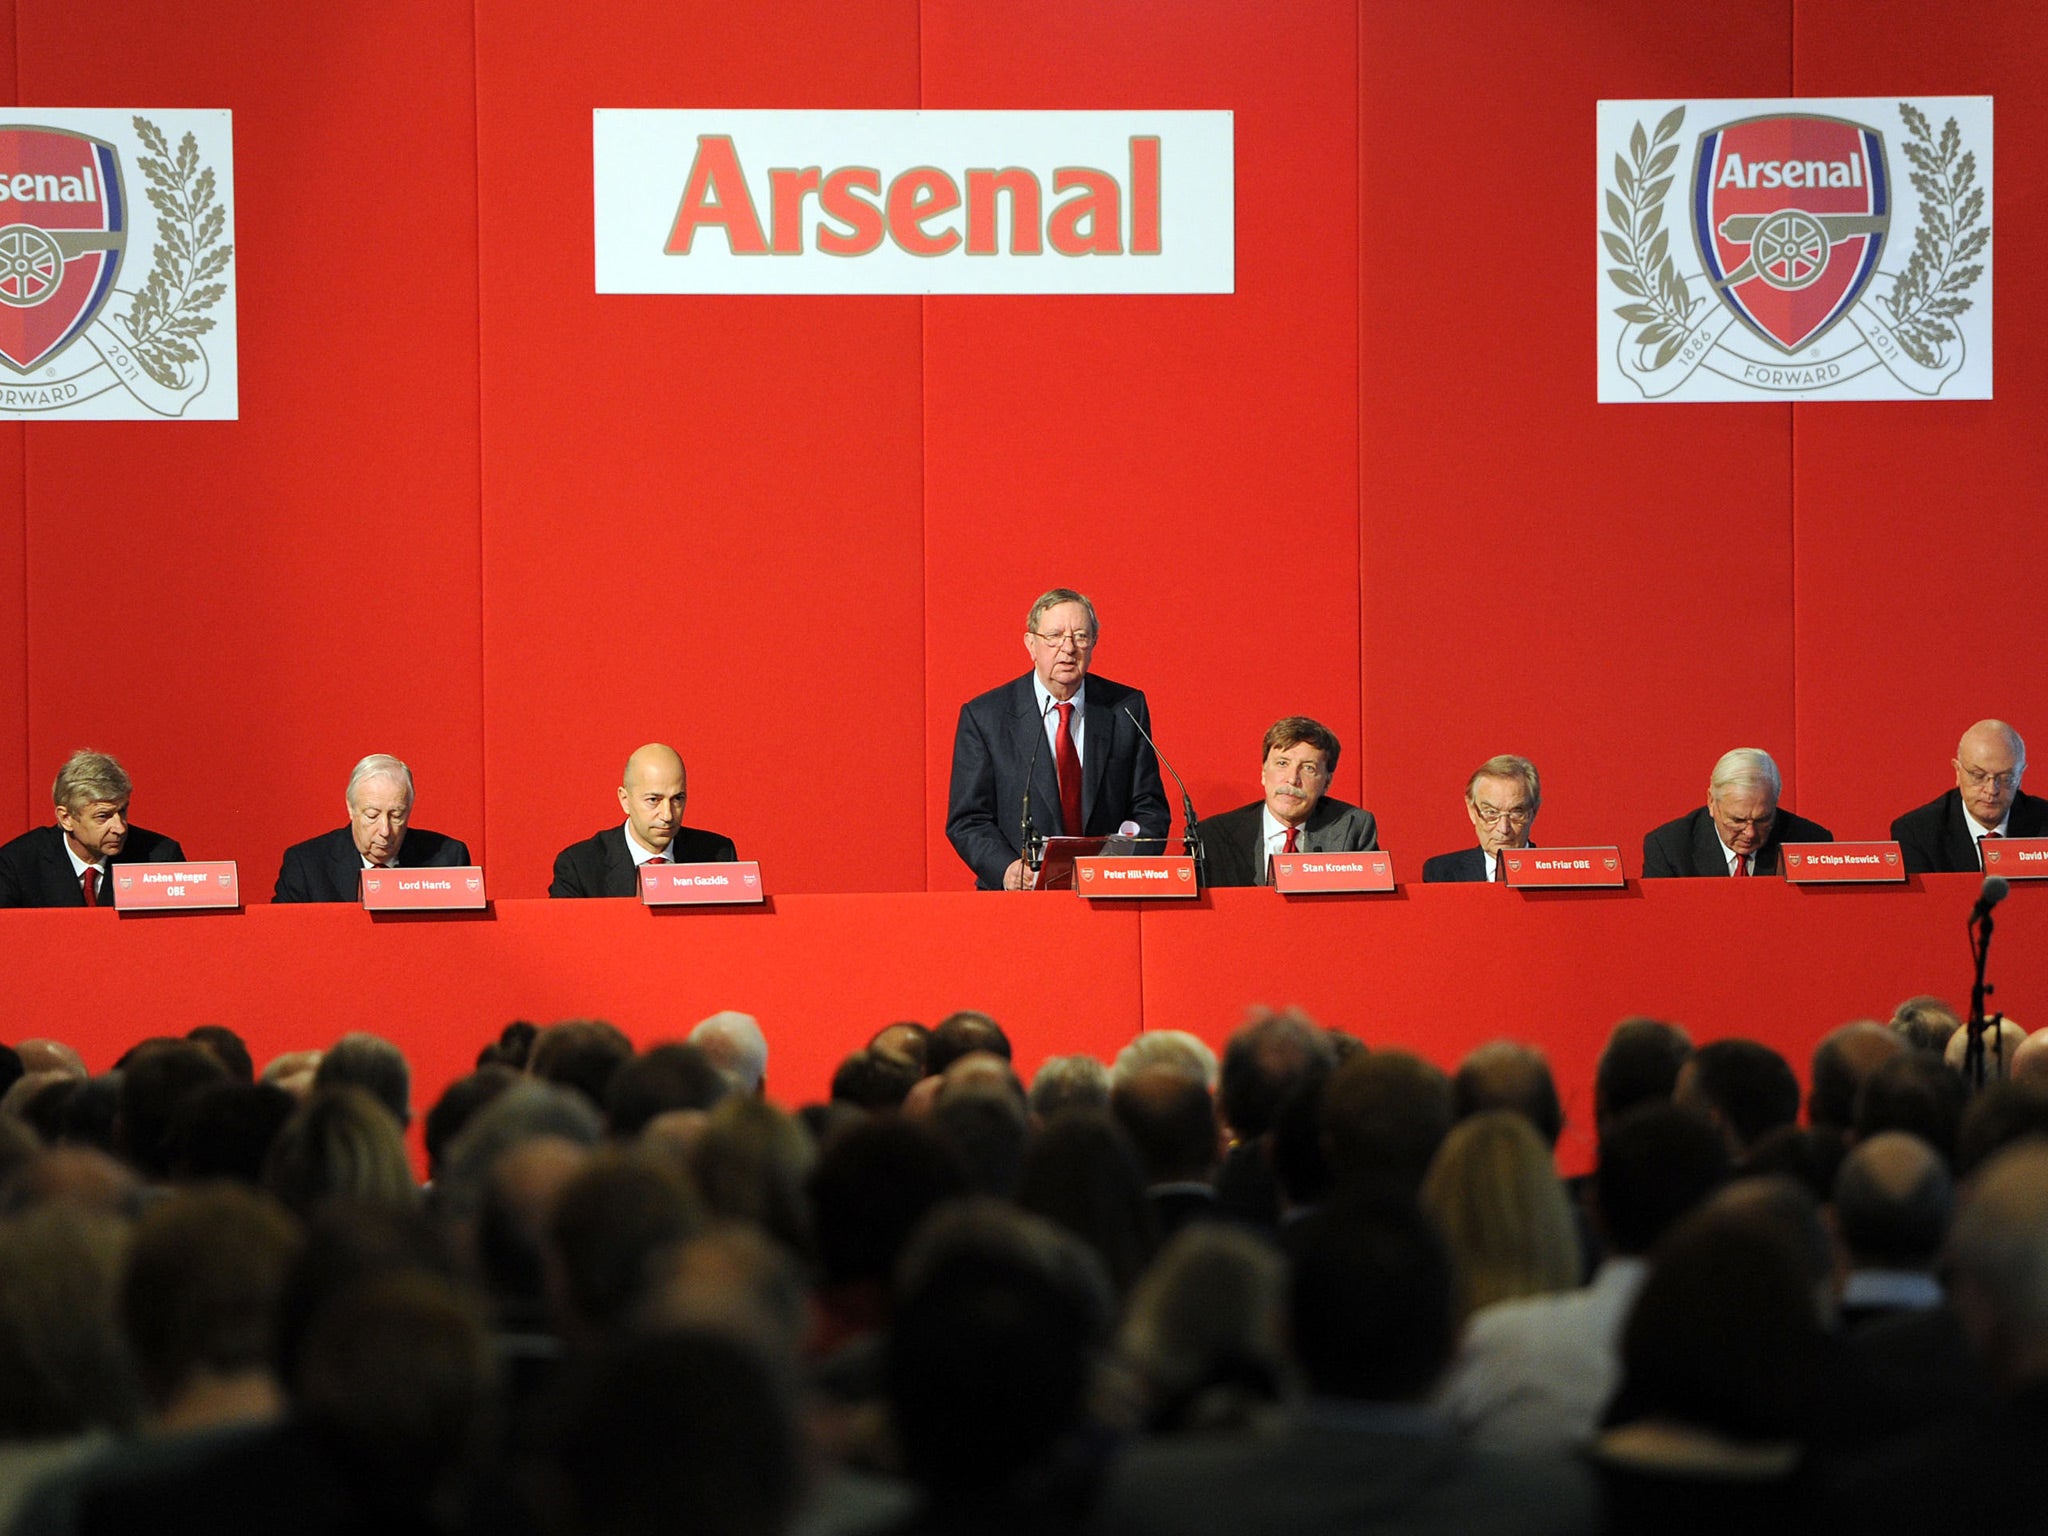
top-left (1789, 3), bottom-right (2046, 837)
top-left (472, 0), bottom-right (926, 899)
top-left (11, 1), bottom-right (485, 884)
top-left (919, 0), bottom-right (1362, 888)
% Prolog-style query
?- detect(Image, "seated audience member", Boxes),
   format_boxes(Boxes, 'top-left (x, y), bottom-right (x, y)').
top-left (829, 1047), bottom-right (923, 1112)
top-left (0, 750), bottom-right (184, 908)
top-left (685, 1096), bottom-right (815, 1261)
top-left (1672, 1039), bottom-right (1800, 1161)
top-left (476, 1020), bottom-right (539, 1071)
top-left (688, 1011), bottom-right (768, 1095)
top-left (550, 743), bottom-right (735, 898)
top-left (1202, 717), bottom-right (1377, 887)
top-left (868, 1021), bottom-right (932, 1073)
top-left (1437, 1105), bottom-right (1729, 1453)
top-left (1807, 1022), bottom-right (1905, 1134)
top-left (1028, 1055), bottom-right (1112, 1122)
top-left (260, 1050), bottom-right (322, 1099)
top-left (1017, 1110), bottom-right (1158, 1298)
top-left (1098, 1194), bottom-right (1596, 1536)
top-left (1421, 1111), bottom-right (1579, 1322)
top-left (1953, 1080), bottom-right (2048, 1178)
top-left (171, 1082), bottom-right (298, 1186)
top-left (1853, 1052), bottom-right (1967, 1167)
top-left (420, 1066), bottom-right (519, 1184)
top-left (118, 1043), bottom-right (231, 1183)
top-left (1641, 748), bottom-right (1830, 878)
top-left (926, 1010), bottom-right (1012, 1075)
top-left (1452, 1041), bottom-right (1564, 1148)
top-left (1, 1146), bottom-right (142, 1219)
top-left (1111, 1029), bottom-right (1218, 1092)
top-left (313, 1032), bottom-right (412, 1129)
top-left (261, 1087), bottom-right (416, 1218)
top-left (605, 1042), bottom-right (731, 1138)
top-left (17, 1038), bottom-right (89, 1080)
top-left (1889, 718), bottom-right (2044, 875)
top-left (1320, 1049), bottom-right (1453, 1200)
top-left (1116, 1223), bottom-right (1290, 1434)
top-left (184, 1025), bottom-right (254, 1084)
top-left (1739, 1125), bottom-right (1845, 1205)
top-left (272, 753), bottom-right (471, 903)
top-left (1943, 1015), bottom-right (2028, 1083)
top-left (1112, 1067), bottom-right (1223, 1239)
top-left (529, 1020), bottom-right (636, 1113)
top-left (547, 1150), bottom-right (703, 1346)
top-left (1888, 994), bottom-right (1962, 1055)
top-left (2009, 1029), bottom-right (2048, 1086)
top-left (930, 1069), bottom-right (1031, 1198)
top-left (1217, 1009), bottom-right (1339, 1225)
top-left (473, 1135), bottom-right (590, 1346)
top-left (1593, 1018), bottom-right (1693, 1133)
top-left (1422, 754), bottom-right (1541, 884)
top-left (1834, 1133), bottom-right (1951, 1329)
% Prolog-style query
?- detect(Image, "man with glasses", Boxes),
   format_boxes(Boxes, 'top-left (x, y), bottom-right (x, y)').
top-left (946, 587), bottom-right (1168, 890)
top-left (273, 754), bottom-right (472, 903)
top-left (1642, 747), bottom-right (1831, 878)
top-left (1423, 755), bottom-right (1540, 883)
top-left (1891, 719), bottom-right (2046, 875)
top-left (1203, 718), bottom-right (1377, 887)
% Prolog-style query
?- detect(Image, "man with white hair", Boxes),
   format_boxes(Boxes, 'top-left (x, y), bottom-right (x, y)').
top-left (1641, 747), bottom-right (1831, 878)
top-left (689, 1011), bottom-right (768, 1094)
top-left (0, 750), bottom-right (184, 907)
top-left (1891, 719), bottom-right (2047, 875)
top-left (273, 754), bottom-right (471, 902)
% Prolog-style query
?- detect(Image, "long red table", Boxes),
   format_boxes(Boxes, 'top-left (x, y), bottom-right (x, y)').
top-left (7, 874), bottom-right (2034, 1175)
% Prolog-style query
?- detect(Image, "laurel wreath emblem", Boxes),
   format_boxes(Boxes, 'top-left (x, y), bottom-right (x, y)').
top-left (1880, 103), bottom-right (1987, 368)
top-left (122, 114), bottom-right (233, 390)
top-left (1602, 105), bottom-right (1696, 369)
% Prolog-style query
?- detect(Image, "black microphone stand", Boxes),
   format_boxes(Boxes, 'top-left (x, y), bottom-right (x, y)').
top-left (1964, 900), bottom-right (2004, 1091)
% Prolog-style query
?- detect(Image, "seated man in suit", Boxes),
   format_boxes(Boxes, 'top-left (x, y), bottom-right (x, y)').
top-left (1203, 717), bottom-right (1376, 887)
top-left (946, 587), bottom-right (1168, 890)
top-left (550, 743), bottom-right (736, 897)
top-left (273, 754), bottom-right (472, 903)
top-left (0, 750), bottom-right (184, 907)
top-left (1891, 719), bottom-right (2045, 874)
top-left (1642, 747), bottom-right (1830, 878)
top-left (1423, 754), bottom-right (1540, 883)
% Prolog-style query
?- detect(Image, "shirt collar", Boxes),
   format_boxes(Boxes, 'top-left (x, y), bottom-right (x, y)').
top-left (1031, 674), bottom-right (1086, 719)
top-left (1963, 803), bottom-right (2011, 838)
top-left (60, 832), bottom-right (103, 877)
top-left (622, 821), bottom-right (670, 863)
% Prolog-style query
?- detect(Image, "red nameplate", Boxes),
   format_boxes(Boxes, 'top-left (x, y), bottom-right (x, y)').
top-left (361, 866), bottom-right (487, 910)
top-left (1780, 841), bottom-right (1905, 883)
top-left (1501, 848), bottom-right (1626, 888)
top-left (1075, 855), bottom-right (1199, 898)
top-left (1272, 851), bottom-right (1396, 893)
top-left (1980, 838), bottom-right (2048, 880)
top-left (110, 861), bottom-right (241, 911)
top-left (640, 861), bottom-right (765, 905)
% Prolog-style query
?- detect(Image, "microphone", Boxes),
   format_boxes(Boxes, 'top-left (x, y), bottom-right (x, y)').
top-left (1123, 705), bottom-right (1202, 857)
top-left (1019, 695), bottom-right (1056, 875)
top-left (1973, 875), bottom-right (2010, 923)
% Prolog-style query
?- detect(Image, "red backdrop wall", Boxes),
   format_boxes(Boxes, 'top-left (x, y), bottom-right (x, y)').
top-left (1, 2), bottom-right (2038, 920)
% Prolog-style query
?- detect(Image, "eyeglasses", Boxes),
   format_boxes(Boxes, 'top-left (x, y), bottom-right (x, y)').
top-left (1962, 767), bottom-right (2022, 790)
top-left (1472, 803), bottom-right (1533, 826)
top-left (1029, 629), bottom-right (1095, 651)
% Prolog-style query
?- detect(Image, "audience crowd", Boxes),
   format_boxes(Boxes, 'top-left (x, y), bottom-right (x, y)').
top-left (1, 991), bottom-right (2045, 1534)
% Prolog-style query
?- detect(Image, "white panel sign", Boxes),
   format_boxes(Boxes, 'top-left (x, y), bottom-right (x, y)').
top-left (1597, 97), bottom-right (1991, 401)
top-left (0, 109), bottom-right (236, 419)
top-left (594, 110), bottom-right (1233, 295)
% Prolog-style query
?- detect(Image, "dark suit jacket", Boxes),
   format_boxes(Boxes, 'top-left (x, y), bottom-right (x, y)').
top-left (272, 825), bottom-right (473, 904)
top-left (549, 823), bottom-right (737, 898)
top-left (0, 823), bottom-right (185, 907)
top-left (945, 672), bottom-right (1169, 890)
top-left (1890, 787), bottom-right (2048, 875)
top-left (1202, 797), bottom-right (1378, 888)
top-left (1423, 846), bottom-right (1496, 883)
top-left (1641, 805), bottom-right (1832, 877)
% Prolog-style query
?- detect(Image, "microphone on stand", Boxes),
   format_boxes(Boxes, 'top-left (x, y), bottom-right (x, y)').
top-left (1972, 875), bottom-right (2010, 923)
top-left (1018, 696), bottom-right (1056, 887)
top-left (1123, 706), bottom-right (1204, 877)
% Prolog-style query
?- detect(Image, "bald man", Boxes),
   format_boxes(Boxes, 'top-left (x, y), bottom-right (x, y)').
top-left (1891, 720), bottom-right (2048, 875)
top-left (549, 744), bottom-right (737, 898)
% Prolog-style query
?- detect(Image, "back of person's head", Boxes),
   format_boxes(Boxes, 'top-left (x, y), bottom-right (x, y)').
top-left (607, 1042), bottom-right (732, 1138)
top-left (118, 1042), bottom-right (231, 1179)
top-left (0, 1203), bottom-right (138, 1437)
top-left (0, 1145), bottom-right (142, 1219)
top-left (927, 1011), bottom-right (1011, 1074)
top-left (1955, 1081), bottom-right (2048, 1178)
top-left (686, 1096), bottom-right (816, 1258)
top-left (1678, 1039), bottom-right (1800, 1155)
top-left (1419, 1109), bottom-right (1578, 1316)
top-left (1220, 1009), bottom-right (1337, 1141)
top-left (1595, 1017), bottom-right (1694, 1129)
top-left (16, 1038), bottom-right (88, 1079)
top-left (1027, 1055), bottom-right (1111, 1121)
top-left (1946, 1140), bottom-right (2048, 1386)
top-left (1834, 1132), bottom-right (1952, 1271)
top-left (1945, 1017), bottom-right (2030, 1081)
top-left (1704, 1176), bottom-right (1837, 1322)
top-left (423, 1066), bottom-right (519, 1181)
top-left (688, 1012), bottom-right (769, 1094)
top-left (529, 1019), bottom-right (636, 1111)
top-left (548, 1325), bottom-right (802, 1536)
top-left (61, 1073), bottom-right (122, 1155)
top-left (314, 1032), bottom-right (413, 1129)
top-left (473, 1134), bottom-right (589, 1327)
top-left (1320, 1049), bottom-right (1452, 1196)
top-left (1453, 1040), bottom-right (1564, 1149)
top-left (9, 1073), bottom-right (77, 1144)
top-left (272, 1197), bottom-right (451, 1391)
top-left (548, 1149), bottom-right (703, 1337)
top-left (807, 1118), bottom-right (969, 1291)
top-left (184, 1024), bottom-right (254, 1084)
top-left (829, 1047), bottom-right (922, 1111)
top-left (867, 1021), bottom-right (931, 1072)
top-left (121, 1184), bottom-right (301, 1419)
top-left (1112, 1029), bottom-right (1219, 1092)
top-left (1740, 1124), bottom-right (1846, 1201)
top-left (477, 1019), bottom-right (539, 1071)
top-left (1856, 1051), bottom-right (1968, 1165)
top-left (1112, 1067), bottom-right (1219, 1186)
top-left (1594, 1104), bottom-right (1731, 1256)
top-left (435, 1079), bottom-right (603, 1229)
top-left (1890, 994), bottom-right (1963, 1055)
top-left (1015, 1110), bottom-right (1156, 1296)
top-left (1283, 1193), bottom-right (1457, 1403)
top-left (172, 1081), bottom-right (297, 1185)
top-left (1808, 1022), bottom-right (1905, 1132)
top-left (262, 1085), bottom-right (416, 1217)
top-left (930, 1078), bottom-right (1030, 1197)
top-left (1118, 1223), bottom-right (1289, 1431)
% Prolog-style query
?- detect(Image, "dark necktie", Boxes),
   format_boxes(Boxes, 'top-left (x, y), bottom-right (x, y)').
top-left (1055, 702), bottom-right (1083, 836)
top-left (1494, 853), bottom-right (1506, 884)
top-left (82, 866), bottom-right (98, 906)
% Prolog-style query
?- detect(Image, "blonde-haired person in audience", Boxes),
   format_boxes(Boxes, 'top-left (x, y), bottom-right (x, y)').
top-left (1420, 1110), bottom-right (1579, 1322)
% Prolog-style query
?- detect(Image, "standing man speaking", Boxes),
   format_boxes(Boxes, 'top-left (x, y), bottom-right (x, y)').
top-left (947, 588), bottom-right (1167, 890)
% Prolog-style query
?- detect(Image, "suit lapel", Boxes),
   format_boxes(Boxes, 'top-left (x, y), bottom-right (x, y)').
top-left (330, 832), bottom-right (364, 902)
top-left (1946, 792), bottom-right (1980, 870)
top-left (42, 828), bottom-right (85, 906)
top-left (1692, 812), bottom-right (1731, 877)
top-left (604, 826), bottom-right (637, 897)
top-left (1010, 681), bottom-right (1066, 836)
top-left (1081, 691), bottom-right (1108, 835)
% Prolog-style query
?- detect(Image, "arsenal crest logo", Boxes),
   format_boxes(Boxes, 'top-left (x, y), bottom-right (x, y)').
top-left (1692, 114), bottom-right (1888, 355)
top-left (0, 127), bottom-right (124, 375)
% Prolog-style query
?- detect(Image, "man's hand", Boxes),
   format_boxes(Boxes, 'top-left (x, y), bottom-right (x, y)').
top-left (1003, 859), bottom-right (1029, 891)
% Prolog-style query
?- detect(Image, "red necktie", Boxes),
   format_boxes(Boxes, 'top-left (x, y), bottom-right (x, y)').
top-left (1494, 853), bottom-right (1507, 884)
top-left (81, 867), bottom-right (98, 906)
top-left (1283, 825), bottom-right (1299, 853)
top-left (1055, 702), bottom-right (1083, 836)
top-left (1731, 853), bottom-right (1748, 877)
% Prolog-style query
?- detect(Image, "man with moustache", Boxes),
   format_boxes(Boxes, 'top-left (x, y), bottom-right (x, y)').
top-left (1891, 719), bottom-right (2048, 875)
top-left (1423, 755), bottom-right (1541, 883)
top-left (0, 750), bottom-right (184, 907)
top-left (273, 754), bottom-right (471, 903)
top-left (1202, 718), bottom-right (1377, 887)
top-left (1641, 747), bottom-right (1831, 878)
top-left (549, 743), bottom-right (736, 898)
